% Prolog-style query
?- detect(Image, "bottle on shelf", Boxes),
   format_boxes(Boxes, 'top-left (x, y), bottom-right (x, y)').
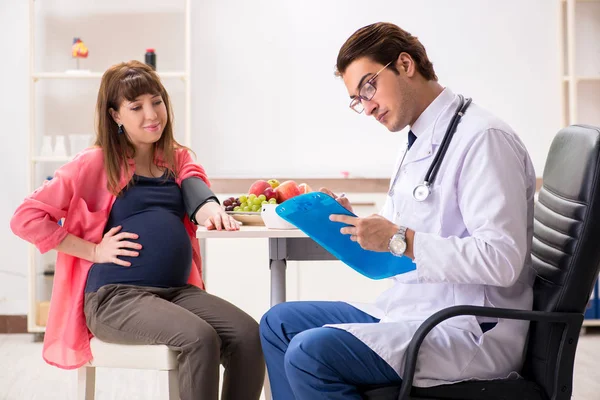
top-left (54, 135), bottom-right (68, 157)
top-left (40, 136), bottom-right (53, 157)
top-left (145, 48), bottom-right (157, 70)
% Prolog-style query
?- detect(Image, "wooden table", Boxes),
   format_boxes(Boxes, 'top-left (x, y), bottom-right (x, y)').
top-left (196, 226), bottom-right (337, 306)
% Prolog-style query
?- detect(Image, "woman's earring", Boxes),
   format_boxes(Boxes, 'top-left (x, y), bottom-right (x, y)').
top-left (118, 124), bottom-right (124, 135)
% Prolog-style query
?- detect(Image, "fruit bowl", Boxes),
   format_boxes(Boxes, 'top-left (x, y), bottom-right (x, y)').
top-left (221, 178), bottom-right (313, 227)
top-left (226, 211), bottom-right (264, 226)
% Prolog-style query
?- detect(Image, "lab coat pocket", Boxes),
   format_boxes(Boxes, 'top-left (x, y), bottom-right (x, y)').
top-left (448, 284), bottom-right (487, 335)
top-left (65, 197), bottom-right (107, 243)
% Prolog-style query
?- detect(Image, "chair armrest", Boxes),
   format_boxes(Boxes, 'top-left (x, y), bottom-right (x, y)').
top-left (397, 306), bottom-right (583, 400)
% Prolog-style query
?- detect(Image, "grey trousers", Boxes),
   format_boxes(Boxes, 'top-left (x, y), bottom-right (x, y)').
top-left (84, 284), bottom-right (265, 400)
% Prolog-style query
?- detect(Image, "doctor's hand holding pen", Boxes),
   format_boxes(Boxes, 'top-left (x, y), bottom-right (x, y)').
top-left (319, 187), bottom-right (354, 213)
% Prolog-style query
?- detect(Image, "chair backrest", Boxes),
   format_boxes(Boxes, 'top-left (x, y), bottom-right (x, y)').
top-left (525, 125), bottom-right (600, 397)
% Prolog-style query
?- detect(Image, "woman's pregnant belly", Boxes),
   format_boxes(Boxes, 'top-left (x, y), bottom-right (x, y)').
top-left (85, 210), bottom-right (192, 292)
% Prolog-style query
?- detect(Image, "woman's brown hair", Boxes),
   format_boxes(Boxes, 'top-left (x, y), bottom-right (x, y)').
top-left (336, 22), bottom-right (437, 81)
top-left (94, 60), bottom-right (190, 195)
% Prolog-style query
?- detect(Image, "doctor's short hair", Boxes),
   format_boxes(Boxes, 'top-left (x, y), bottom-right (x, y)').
top-left (336, 22), bottom-right (438, 81)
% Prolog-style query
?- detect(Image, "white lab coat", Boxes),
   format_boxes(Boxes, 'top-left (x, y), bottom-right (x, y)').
top-left (327, 88), bottom-right (537, 387)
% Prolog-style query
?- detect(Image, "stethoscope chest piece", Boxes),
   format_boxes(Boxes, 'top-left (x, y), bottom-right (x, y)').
top-left (413, 183), bottom-right (431, 202)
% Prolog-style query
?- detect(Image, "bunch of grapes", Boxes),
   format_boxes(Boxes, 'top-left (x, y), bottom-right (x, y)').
top-left (222, 194), bottom-right (278, 213)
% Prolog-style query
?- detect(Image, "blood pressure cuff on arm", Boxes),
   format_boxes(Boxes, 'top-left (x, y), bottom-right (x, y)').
top-left (181, 177), bottom-right (220, 224)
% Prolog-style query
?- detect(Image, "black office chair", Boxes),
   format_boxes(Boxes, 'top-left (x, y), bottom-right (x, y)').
top-left (361, 124), bottom-right (600, 400)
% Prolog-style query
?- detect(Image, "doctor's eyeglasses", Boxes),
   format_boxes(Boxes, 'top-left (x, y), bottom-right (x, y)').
top-left (349, 61), bottom-right (393, 114)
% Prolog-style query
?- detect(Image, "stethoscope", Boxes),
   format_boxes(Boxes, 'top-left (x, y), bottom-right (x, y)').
top-left (388, 94), bottom-right (472, 202)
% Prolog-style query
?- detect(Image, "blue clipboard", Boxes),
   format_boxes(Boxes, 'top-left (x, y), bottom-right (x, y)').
top-left (275, 192), bottom-right (416, 280)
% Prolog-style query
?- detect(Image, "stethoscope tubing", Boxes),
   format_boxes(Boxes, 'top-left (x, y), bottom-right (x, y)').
top-left (387, 94), bottom-right (472, 201)
top-left (422, 95), bottom-right (472, 188)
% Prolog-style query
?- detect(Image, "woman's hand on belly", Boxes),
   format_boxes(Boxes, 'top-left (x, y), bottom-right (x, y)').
top-left (93, 225), bottom-right (142, 267)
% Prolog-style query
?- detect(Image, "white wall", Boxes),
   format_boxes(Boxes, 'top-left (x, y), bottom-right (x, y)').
top-left (193, 0), bottom-right (562, 178)
top-left (0, 0), bottom-right (32, 314)
top-left (0, 0), bottom-right (562, 314)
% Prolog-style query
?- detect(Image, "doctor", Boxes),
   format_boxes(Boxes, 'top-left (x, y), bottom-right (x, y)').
top-left (259, 22), bottom-right (537, 399)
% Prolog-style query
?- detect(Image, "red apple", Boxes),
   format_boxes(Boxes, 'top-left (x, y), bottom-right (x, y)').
top-left (263, 187), bottom-right (277, 201)
top-left (298, 183), bottom-right (312, 194)
top-left (248, 180), bottom-right (271, 197)
top-left (275, 180), bottom-right (301, 203)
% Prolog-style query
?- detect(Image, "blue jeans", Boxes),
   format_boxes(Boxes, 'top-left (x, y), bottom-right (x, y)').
top-left (259, 301), bottom-right (402, 399)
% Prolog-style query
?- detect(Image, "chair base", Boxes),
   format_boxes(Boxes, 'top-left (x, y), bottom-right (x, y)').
top-left (361, 378), bottom-right (548, 400)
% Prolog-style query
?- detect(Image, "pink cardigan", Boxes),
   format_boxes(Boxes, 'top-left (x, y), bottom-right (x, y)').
top-left (10, 147), bottom-right (208, 369)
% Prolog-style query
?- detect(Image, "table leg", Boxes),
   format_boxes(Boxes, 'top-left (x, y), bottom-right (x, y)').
top-left (266, 257), bottom-right (285, 399)
top-left (199, 238), bottom-right (207, 284)
top-left (269, 259), bottom-right (287, 307)
top-left (269, 238), bottom-right (287, 307)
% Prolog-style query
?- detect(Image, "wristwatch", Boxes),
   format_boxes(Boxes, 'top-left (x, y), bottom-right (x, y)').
top-left (388, 226), bottom-right (408, 257)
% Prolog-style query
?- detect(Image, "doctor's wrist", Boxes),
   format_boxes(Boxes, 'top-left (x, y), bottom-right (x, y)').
top-left (405, 228), bottom-right (415, 260)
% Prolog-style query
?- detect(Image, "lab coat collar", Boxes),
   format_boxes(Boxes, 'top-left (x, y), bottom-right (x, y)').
top-left (404, 87), bottom-right (458, 165)
top-left (410, 87), bottom-right (456, 143)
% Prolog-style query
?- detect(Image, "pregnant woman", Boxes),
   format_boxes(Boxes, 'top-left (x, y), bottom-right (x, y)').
top-left (10, 60), bottom-right (264, 400)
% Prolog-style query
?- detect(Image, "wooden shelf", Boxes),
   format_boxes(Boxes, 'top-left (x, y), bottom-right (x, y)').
top-left (27, 319), bottom-right (46, 333)
top-left (560, 0), bottom-right (600, 126)
top-left (563, 75), bottom-right (600, 82)
top-left (32, 156), bottom-right (72, 163)
top-left (26, 0), bottom-right (192, 334)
